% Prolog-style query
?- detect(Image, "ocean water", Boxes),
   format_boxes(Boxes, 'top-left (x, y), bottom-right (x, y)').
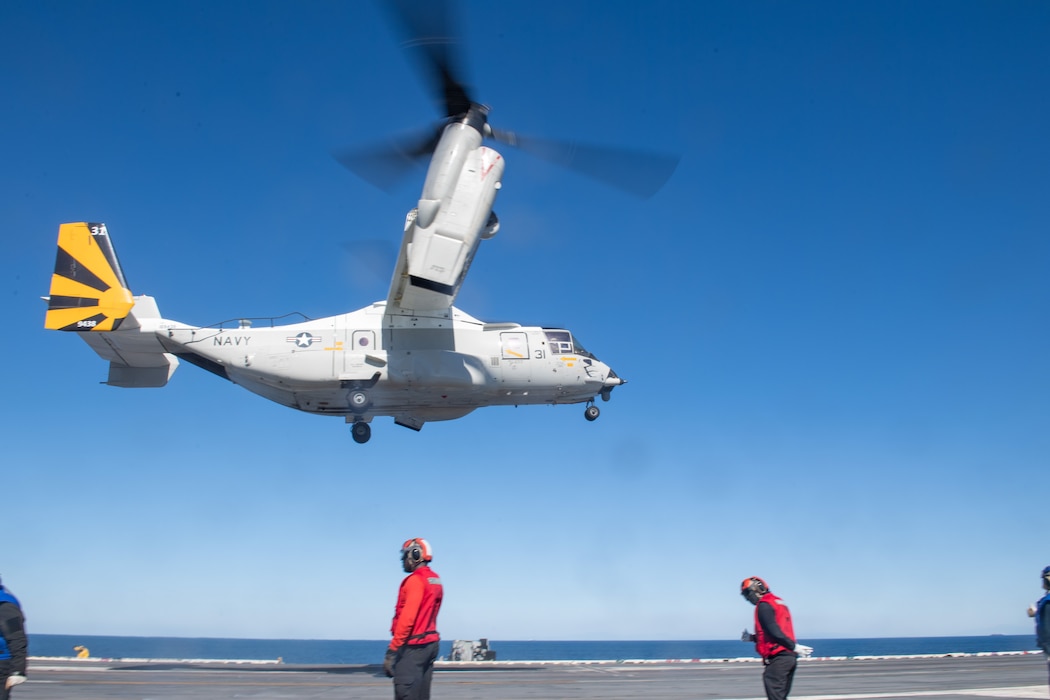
top-left (28, 634), bottom-right (1037, 665)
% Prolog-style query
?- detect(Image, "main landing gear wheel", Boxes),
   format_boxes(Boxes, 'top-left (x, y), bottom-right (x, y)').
top-left (351, 421), bottom-right (371, 444)
top-left (584, 404), bottom-right (600, 421)
top-left (349, 389), bottom-right (371, 412)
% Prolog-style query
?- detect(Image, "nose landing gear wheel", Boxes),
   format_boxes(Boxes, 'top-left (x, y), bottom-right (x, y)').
top-left (351, 421), bottom-right (371, 444)
top-left (584, 404), bottom-right (600, 421)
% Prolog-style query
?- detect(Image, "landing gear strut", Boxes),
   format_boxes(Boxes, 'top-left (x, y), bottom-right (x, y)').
top-left (584, 403), bottom-right (600, 422)
top-left (351, 421), bottom-right (371, 444)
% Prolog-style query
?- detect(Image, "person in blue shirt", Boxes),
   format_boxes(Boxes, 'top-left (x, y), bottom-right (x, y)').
top-left (1027, 565), bottom-right (1050, 688)
top-left (0, 575), bottom-right (27, 699)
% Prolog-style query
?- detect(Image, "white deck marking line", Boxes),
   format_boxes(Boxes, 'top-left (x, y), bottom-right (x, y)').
top-left (720, 687), bottom-right (1047, 700)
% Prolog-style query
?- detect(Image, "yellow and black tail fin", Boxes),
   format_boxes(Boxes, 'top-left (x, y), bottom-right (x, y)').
top-left (45, 222), bottom-right (135, 331)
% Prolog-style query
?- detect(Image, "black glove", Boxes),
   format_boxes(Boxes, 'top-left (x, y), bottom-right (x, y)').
top-left (383, 649), bottom-right (397, 678)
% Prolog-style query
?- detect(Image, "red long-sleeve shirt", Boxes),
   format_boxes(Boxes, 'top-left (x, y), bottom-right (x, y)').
top-left (389, 566), bottom-right (443, 650)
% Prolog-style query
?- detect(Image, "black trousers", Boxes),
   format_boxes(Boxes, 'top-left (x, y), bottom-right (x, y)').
top-left (0, 659), bottom-right (12, 700)
top-left (393, 641), bottom-right (439, 700)
top-left (762, 652), bottom-right (797, 700)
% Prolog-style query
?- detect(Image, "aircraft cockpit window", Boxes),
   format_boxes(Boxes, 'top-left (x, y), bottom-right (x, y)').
top-left (542, 330), bottom-right (597, 358)
top-left (572, 337), bottom-right (598, 360)
top-left (544, 330), bottom-right (573, 355)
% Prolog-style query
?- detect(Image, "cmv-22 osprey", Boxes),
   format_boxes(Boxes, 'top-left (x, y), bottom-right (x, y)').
top-left (45, 211), bottom-right (619, 445)
top-left (42, 1), bottom-right (674, 443)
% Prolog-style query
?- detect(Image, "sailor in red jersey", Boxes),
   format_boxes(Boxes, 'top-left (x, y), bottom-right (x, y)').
top-left (740, 577), bottom-right (813, 700)
top-left (384, 538), bottom-right (443, 700)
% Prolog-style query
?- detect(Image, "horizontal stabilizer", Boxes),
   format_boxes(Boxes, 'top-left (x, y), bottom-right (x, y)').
top-left (105, 361), bottom-right (178, 388)
top-left (79, 295), bottom-right (180, 387)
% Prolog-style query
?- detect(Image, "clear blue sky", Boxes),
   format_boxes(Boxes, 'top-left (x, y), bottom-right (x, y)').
top-left (4, 0), bottom-right (1049, 642)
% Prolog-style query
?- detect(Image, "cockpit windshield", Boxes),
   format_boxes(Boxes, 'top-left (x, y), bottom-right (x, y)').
top-left (573, 337), bottom-right (597, 360)
top-left (543, 329), bottom-right (598, 360)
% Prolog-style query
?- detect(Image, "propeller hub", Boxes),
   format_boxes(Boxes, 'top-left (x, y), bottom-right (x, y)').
top-left (457, 103), bottom-right (490, 136)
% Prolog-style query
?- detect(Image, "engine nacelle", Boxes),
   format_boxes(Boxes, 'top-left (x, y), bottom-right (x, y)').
top-left (393, 145), bottom-right (505, 311)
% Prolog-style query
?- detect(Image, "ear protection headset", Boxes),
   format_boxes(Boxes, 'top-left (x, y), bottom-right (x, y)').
top-left (401, 538), bottom-right (433, 565)
top-left (741, 576), bottom-right (769, 602)
top-left (741, 577), bottom-right (768, 593)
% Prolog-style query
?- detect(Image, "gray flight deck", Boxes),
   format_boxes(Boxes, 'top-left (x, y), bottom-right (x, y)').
top-left (16, 653), bottom-right (1049, 699)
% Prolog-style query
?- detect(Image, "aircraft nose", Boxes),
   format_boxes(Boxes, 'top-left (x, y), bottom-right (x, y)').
top-left (604, 369), bottom-right (626, 387)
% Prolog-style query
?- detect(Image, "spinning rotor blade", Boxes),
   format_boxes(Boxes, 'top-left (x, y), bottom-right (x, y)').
top-left (333, 0), bottom-right (475, 191)
top-left (492, 132), bottom-right (680, 199)
top-left (335, 0), bottom-right (680, 198)
top-left (385, 0), bottom-right (474, 118)
top-left (333, 128), bottom-right (441, 192)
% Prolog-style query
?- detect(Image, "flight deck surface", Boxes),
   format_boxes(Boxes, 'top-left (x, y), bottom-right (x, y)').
top-left (17, 653), bottom-right (1049, 699)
